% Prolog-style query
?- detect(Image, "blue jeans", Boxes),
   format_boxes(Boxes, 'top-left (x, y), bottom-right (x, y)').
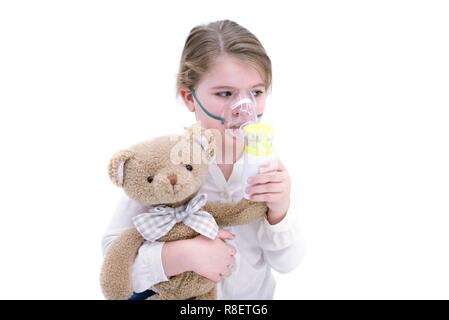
top-left (128, 289), bottom-right (157, 300)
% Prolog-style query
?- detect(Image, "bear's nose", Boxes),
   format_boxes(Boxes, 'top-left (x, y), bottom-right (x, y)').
top-left (167, 174), bottom-right (177, 186)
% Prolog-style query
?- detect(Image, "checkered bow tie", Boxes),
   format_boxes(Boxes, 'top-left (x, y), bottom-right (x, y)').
top-left (132, 193), bottom-right (218, 242)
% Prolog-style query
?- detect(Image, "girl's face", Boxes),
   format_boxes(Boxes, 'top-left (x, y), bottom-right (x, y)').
top-left (180, 54), bottom-right (267, 135)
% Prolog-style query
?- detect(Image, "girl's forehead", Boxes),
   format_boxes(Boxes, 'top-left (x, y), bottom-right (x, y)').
top-left (199, 55), bottom-right (264, 89)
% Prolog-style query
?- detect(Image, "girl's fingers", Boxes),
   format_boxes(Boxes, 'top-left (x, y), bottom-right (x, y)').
top-left (259, 159), bottom-right (286, 174)
top-left (220, 268), bottom-right (232, 277)
top-left (259, 161), bottom-right (278, 174)
top-left (246, 182), bottom-right (284, 195)
top-left (216, 229), bottom-right (235, 241)
top-left (250, 192), bottom-right (284, 202)
top-left (248, 160), bottom-right (290, 203)
top-left (248, 171), bottom-right (283, 185)
top-left (226, 245), bottom-right (236, 256)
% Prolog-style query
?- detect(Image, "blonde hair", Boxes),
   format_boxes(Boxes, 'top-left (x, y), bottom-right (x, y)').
top-left (176, 20), bottom-right (272, 96)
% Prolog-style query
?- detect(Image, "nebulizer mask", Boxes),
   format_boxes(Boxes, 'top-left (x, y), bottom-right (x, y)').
top-left (190, 87), bottom-right (263, 139)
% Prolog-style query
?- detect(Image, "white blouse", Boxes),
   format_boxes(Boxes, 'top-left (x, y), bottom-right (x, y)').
top-left (101, 155), bottom-right (306, 299)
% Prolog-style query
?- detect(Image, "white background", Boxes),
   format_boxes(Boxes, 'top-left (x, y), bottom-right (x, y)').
top-left (0, 0), bottom-right (448, 299)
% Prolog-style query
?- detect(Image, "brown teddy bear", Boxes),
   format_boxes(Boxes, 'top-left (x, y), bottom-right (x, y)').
top-left (100, 125), bottom-right (268, 300)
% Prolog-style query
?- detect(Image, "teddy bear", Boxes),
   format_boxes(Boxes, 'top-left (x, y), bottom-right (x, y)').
top-left (100, 124), bottom-right (268, 300)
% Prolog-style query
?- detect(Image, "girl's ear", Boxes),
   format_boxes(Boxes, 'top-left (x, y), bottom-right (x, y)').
top-left (180, 85), bottom-right (195, 112)
top-left (108, 150), bottom-right (135, 187)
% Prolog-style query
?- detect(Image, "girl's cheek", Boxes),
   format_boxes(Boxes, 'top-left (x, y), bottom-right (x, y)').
top-left (195, 111), bottom-right (222, 130)
top-left (193, 100), bottom-right (226, 130)
top-left (256, 99), bottom-right (266, 114)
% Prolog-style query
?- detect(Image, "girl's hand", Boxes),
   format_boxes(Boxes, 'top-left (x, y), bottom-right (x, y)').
top-left (184, 229), bottom-right (236, 283)
top-left (245, 159), bottom-right (291, 225)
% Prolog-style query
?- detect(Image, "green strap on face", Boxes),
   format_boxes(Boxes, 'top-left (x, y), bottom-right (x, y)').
top-left (189, 87), bottom-right (264, 124)
top-left (190, 87), bottom-right (225, 124)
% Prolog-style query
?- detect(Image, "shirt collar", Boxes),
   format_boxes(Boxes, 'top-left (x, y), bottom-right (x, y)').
top-left (208, 153), bottom-right (245, 192)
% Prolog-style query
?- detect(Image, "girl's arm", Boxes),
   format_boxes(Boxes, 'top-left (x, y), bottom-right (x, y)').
top-left (246, 159), bottom-right (306, 273)
top-left (163, 230), bottom-right (237, 282)
top-left (257, 207), bottom-right (306, 273)
top-left (102, 195), bottom-right (169, 294)
top-left (102, 194), bottom-right (146, 256)
top-left (102, 195), bottom-right (236, 295)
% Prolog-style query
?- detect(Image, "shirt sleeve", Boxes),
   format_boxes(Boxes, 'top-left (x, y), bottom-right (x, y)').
top-left (132, 241), bottom-right (169, 293)
top-left (101, 194), bottom-right (169, 293)
top-left (256, 206), bottom-right (307, 273)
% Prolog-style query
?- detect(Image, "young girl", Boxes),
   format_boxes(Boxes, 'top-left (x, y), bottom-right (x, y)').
top-left (102, 19), bottom-right (305, 300)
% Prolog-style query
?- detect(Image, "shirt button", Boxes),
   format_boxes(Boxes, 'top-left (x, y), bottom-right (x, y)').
top-left (221, 191), bottom-right (231, 201)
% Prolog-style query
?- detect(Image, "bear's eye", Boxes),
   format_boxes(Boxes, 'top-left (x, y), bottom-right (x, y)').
top-left (185, 164), bottom-right (193, 171)
top-left (147, 176), bottom-right (154, 183)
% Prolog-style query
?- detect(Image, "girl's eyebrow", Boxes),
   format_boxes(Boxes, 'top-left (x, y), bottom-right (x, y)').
top-left (210, 85), bottom-right (235, 90)
top-left (210, 83), bottom-right (265, 90)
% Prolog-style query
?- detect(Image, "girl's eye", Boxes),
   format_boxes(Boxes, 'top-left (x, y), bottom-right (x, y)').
top-left (147, 176), bottom-right (154, 183)
top-left (185, 164), bottom-right (193, 171)
top-left (216, 91), bottom-right (232, 97)
top-left (216, 90), bottom-right (264, 98)
top-left (251, 90), bottom-right (264, 97)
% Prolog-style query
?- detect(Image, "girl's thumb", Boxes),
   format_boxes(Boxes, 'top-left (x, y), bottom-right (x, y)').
top-left (216, 229), bottom-right (235, 241)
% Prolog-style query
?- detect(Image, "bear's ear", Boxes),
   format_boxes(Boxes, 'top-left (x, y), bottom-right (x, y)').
top-left (108, 150), bottom-right (135, 187)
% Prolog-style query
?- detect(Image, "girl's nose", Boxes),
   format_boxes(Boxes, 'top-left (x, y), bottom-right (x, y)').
top-left (167, 174), bottom-right (177, 186)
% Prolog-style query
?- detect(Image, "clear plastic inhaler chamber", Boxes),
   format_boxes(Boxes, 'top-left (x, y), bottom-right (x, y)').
top-left (242, 123), bottom-right (276, 200)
